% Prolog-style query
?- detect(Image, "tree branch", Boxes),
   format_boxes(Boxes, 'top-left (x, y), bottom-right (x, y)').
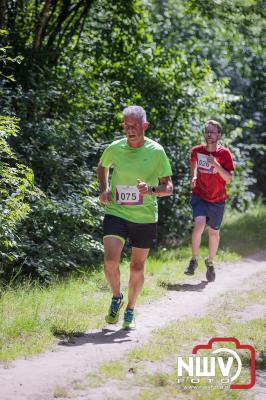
top-left (33, 0), bottom-right (52, 49)
top-left (56, 0), bottom-right (93, 50)
top-left (46, 0), bottom-right (83, 48)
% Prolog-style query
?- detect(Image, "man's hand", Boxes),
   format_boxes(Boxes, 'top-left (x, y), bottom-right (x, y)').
top-left (190, 177), bottom-right (197, 190)
top-left (137, 178), bottom-right (150, 195)
top-left (206, 155), bottom-right (233, 183)
top-left (99, 190), bottom-right (112, 204)
top-left (207, 154), bottom-right (219, 167)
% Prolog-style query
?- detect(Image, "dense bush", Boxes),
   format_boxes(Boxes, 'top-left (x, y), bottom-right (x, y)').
top-left (0, 1), bottom-right (263, 281)
top-left (0, 114), bottom-right (35, 282)
top-left (151, 0), bottom-right (265, 200)
top-left (0, 31), bottom-right (36, 283)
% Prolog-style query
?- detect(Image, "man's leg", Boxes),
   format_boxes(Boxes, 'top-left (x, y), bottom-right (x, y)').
top-left (123, 221), bottom-right (155, 329)
top-left (127, 247), bottom-right (149, 310)
top-left (185, 216), bottom-right (206, 275)
top-left (103, 236), bottom-right (124, 297)
top-left (207, 227), bottom-right (220, 261)
top-left (204, 200), bottom-right (225, 282)
top-left (204, 227), bottom-right (219, 282)
top-left (104, 236), bottom-right (126, 324)
top-left (122, 247), bottom-right (149, 330)
top-left (191, 216), bottom-right (206, 258)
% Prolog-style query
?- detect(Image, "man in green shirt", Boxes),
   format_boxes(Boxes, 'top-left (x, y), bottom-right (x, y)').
top-left (97, 105), bottom-right (173, 329)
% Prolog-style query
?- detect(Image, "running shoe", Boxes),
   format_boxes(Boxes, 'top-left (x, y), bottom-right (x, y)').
top-left (184, 258), bottom-right (198, 275)
top-left (105, 294), bottom-right (124, 324)
top-left (123, 308), bottom-right (136, 330)
top-left (205, 258), bottom-right (216, 282)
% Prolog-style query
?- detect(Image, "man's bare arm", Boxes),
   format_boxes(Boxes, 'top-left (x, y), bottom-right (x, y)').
top-left (155, 176), bottom-right (173, 197)
top-left (190, 160), bottom-right (197, 189)
top-left (97, 163), bottom-right (112, 203)
top-left (137, 176), bottom-right (173, 197)
top-left (207, 155), bottom-right (233, 184)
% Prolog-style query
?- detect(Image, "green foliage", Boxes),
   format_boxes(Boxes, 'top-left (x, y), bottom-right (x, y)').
top-left (17, 190), bottom-right (103, 281)
top-left (0, 116), bottom-right (35, 277)
top-left (0, 0), bottom-right (263, 281)
top-left (151, 0), bottom-right (266, 198)
top-left (0, 205), bottom-right (264, 361)
top-left (0, 30), bottom-right (36, 282)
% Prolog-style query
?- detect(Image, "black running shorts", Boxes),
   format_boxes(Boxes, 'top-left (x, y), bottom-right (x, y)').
top-left (103, 214), bottom-right (157, 249)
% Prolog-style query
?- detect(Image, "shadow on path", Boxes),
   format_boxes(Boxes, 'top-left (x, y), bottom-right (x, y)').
top-left (243, 250), bottom-right (266, 262)
top-left (58, 328), bottom-right (132, 347)
top-left (164, 280), bottom-right (208, 292)
top-left (256, 370), bottom-right (266, 388)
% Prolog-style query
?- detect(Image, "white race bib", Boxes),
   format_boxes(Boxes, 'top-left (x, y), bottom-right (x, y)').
top-left (116, 185), bottom-right (143, 205)
top-left (197, 154), bottom-right (216, 174)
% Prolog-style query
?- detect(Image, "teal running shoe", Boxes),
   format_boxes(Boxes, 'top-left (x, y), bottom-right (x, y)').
top-left (105, 294), bottom-right (124, 324)
top-left (123, 308), bottom-right (136, 330)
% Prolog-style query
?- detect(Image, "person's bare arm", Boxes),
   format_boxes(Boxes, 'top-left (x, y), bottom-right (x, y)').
top-left (137, 176), bottom-right (173, 197)
top-left (190, 160), bottom-right (197, 189)
top-left (207, 155), bottom-right (233, 184)
top-left (97, 163), bottom-right (112, 203)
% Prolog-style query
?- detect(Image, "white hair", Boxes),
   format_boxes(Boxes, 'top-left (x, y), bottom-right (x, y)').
top-left (122, 105), bottom-right (147, 124)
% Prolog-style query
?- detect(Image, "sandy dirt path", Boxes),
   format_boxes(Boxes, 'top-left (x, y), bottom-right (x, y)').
top-left (0, 251), bottom-right (266, 400)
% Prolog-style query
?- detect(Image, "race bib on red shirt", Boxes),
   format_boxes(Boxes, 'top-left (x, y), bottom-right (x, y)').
top-left (197, 154), bottom-right (216, 174)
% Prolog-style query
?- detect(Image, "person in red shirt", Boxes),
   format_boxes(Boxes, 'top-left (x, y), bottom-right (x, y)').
top-left (184, 120), bottom-right (234, 281)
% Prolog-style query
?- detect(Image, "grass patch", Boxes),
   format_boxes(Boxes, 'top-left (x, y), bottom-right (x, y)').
top-left (53, 385), bottom-right (70, 398)
top-left (0, 275), bottom-right (110, 361)
top-left (99, 360), bottom-right (128, 380)
top-left (84, 373), bottom-right (106, 388)
top-left (220, 202), bottom-right (266, 255)
top-left (71, 379), bottom-right (88, 391)
top-left (215, 273), bottom-right (266, 315)
top-left (81, 281), bottom-right (266, 399)
top-left (0, 204), bottom-right (265, 361)
top-left (129, 316), bottom-right (217, 362)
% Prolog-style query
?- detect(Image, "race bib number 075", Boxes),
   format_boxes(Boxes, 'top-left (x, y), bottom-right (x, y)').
top-left (116, 185), bottom-right (143, 205)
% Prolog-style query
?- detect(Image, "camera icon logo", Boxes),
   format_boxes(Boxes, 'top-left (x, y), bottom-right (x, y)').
top-left (177, 337), bottom-right (256, 389)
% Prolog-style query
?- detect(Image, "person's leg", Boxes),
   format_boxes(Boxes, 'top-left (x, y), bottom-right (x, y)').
top-left (207, 227), bottom-right (220, 261)
top-left (185, 195), bottom-right (208, 274)
top-left (103, 237), bottom-right (124, 297)
top-left (204, 227), bottom-right (219, 282)
top-left (191, 216), bottom-right (206, 258)
top-left (123, 221), bottom-right (155, 329)
top-left (204, 201), bottom-right (225, 282)
top-left (104, 236), bottom-right (125, 324)
top-left (127, 247), bottom-right (150, 309)
top-left (185, 216), bottom-right (206, 275)
top-left (123, 247), bottom-right (149, 330)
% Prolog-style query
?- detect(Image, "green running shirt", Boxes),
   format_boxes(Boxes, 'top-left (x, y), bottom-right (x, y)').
top-left (100, 137), bottom-right (172, 223)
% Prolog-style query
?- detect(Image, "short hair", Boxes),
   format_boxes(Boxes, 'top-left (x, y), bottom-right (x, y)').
top-left (122, 105), bottom-right (147, 124)
top-left (205, 120), bottom-right (222, 135)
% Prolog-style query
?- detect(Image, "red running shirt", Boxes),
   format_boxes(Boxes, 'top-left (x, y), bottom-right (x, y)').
top-left (191, 144), bottom-right (234, 202)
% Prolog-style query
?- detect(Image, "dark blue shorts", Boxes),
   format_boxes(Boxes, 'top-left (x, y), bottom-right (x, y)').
top-left (190, 195), bottom-right (225, 230)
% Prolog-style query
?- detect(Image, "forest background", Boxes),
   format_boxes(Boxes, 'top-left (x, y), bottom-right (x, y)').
top-left (0, 0), bottom-right (265, 283)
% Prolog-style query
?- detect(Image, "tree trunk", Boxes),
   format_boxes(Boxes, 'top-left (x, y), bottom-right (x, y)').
top-left (0, 0), bottom-right (6, 28)
top-left (33, 0), bottom-right (52, 49)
